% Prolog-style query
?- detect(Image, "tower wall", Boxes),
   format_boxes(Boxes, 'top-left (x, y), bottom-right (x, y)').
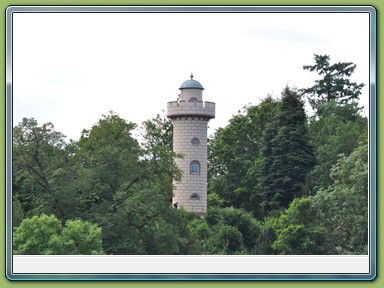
top-left (172, 116), bottom-right (209, 216)
top-left (180, 89), bottom-right (203, 102)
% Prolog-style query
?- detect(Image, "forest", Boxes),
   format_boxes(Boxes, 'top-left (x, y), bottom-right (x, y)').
top-left (12, 54), bottom-right (368, 255)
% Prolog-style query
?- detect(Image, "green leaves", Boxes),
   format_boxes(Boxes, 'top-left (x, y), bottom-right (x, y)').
top-left (13, 118), bottom-right (79, 220)
top-left (60, 219), bottom-right (104, 255)
top-left (274, 141), bottom-right (368, 255)
top-left (12, 112), bottom-right (191, 255)
top-left (140, 113), bottom-right (181, 187)
top-left (307, 100), bottom-right (367, 192)
top-left (13, 214), bottom-right (62, 255)
top-left (272, 198), bottom-right (327, 255)
top-left (208, 96), bottom-right (279, 216)
top-left (314, 141), bottom-right (368, 254)
top-left (13, 214), bottom-right (104, 255)
top-left (203, 207), bottom-right (261, 254)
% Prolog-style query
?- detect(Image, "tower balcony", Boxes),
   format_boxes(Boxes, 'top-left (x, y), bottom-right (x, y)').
top-left (167, 100), bottom-right (215, 119)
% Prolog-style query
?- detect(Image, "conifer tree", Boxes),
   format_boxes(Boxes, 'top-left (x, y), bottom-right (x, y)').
top-left (301, 54), bottom-right (364, 113)
top-left (260, 87), bottom-right (315, 214)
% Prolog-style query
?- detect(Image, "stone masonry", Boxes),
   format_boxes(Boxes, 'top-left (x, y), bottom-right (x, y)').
top-left (167, 75), bottom-right (215, 217)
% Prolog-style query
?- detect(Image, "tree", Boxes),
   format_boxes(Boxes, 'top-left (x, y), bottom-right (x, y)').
top-left (208, 96), bottom-right (279, 217)
top-left (204, 207), bottom-right (261, 254)
top-left (140, 113), bottom-right (181, 197)
top-left (301, 54), bottom-right (364, 112)
top-left (140, 113), bottom-right (173, 149)
top-left (259, 87), bottom-right (315, 215)
top-left (13, 214), bottom-right (104, 255)
top-left (76, 112), bottom-right (143, 219)
top-left (272, 198), bottom-right (327, 255)
top-left (313, 140), bottom-right (368, 254)
top-left (13, 214), bottom-right (62, 255)
top-left (306, 100), bottom-right (367, 193)
top-left (213, 224), bottom-right (244, 254)
top-left (76, 112), bottom-right (190, 255)
top-left (73, 113), bottom-right (145, 253)
top-left (252, 216), bottom-right (279, 255)
top-left (12, 196), bottom-right (24, 227)
top-left (12, 118), bottom-right (81, 220)
top-left (208, 113), bottom-right (253, 208)
top-left (60, 219), bottom-right (104, 254)
top-left (186, 217), bottom-right (214, 254)
top-left (273, 140), bottom-right (368, 255)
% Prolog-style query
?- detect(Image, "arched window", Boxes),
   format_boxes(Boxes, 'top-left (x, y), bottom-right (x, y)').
top-left (190, 160), bottom-right (200, 175)
top-left (188, 97), bottom-right (198, 106)
top-left (190, 193), bottom-right (200, 200)
top-left (191, 137), bottom-right (200, 146)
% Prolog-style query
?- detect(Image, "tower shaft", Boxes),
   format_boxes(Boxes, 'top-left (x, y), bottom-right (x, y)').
top-left (172, 117), bottom-right (208, 215)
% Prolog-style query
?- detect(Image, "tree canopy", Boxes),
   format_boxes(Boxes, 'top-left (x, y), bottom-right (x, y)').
top-left (13, 214), bottom-right (104, 255)
top-left (12, 55), bottom-right (369, 256)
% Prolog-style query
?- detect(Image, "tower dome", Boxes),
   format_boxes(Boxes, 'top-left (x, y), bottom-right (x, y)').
top-left (179, 74), bottom-right (204, 90)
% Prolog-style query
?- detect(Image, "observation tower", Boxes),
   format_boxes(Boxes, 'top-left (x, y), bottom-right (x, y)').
top-left (167, 74), bottom-right (215, 217)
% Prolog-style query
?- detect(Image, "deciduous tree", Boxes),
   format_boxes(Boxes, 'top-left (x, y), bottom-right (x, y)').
top-left (13, 118), bottom-right (81, 220)
top-left (13, 214), bottom-right (104, 255)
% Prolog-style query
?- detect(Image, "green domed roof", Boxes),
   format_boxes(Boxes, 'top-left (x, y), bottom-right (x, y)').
top-left (179, 74), bottom-right (204, 90)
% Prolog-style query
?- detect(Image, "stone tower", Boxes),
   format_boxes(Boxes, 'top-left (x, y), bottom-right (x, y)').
top-left (167, 74), bottom-right (215, 217)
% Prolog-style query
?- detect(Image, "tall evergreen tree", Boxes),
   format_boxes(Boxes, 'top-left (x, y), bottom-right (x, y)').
top-left (260, 87), bottom-right (315, 215)
top-left (301, 54), bottom-right (364, 113)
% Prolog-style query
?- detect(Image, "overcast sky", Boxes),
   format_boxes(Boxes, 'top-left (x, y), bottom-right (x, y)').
top-left (12, 12), bottom-right (370, 141)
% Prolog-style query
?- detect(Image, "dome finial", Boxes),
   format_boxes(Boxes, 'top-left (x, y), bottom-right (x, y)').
top-left (179, 74), bottom-right (204, 90)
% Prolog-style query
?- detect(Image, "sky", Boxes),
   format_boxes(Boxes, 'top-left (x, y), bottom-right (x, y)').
top-left (12, 11), bottom-right (371, 142)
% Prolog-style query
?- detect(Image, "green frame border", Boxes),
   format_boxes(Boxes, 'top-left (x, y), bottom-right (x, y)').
top-left (1, 0), bottom-right (381, 287)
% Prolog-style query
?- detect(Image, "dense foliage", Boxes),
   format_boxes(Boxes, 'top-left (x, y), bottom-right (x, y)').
top-left (13, 55), bottom-right (369, 255)
top-left (208, 96), bottom-right (279, 218)
top-left (258, 87), bottom-right (315, 215)
top-left (13, 214), bottom-right (104, 255)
